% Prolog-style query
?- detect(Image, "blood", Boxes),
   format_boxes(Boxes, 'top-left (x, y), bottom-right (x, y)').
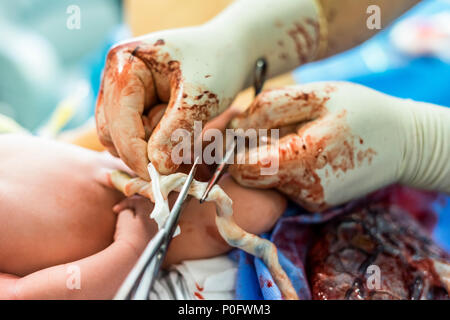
top-left (279, 53), bottom-right (289, 61)
top-left (195, 282), bottom-right (204, 292)
top-left (308, 203), bottom-right (450, 300)
top-left (287, 20), bottom-right (318, 64)
top-left (259, 276), bottom-right (274, 288)
top-left (194, 292), bottom-right (205, 300)
top-left (372, 185), bottom-right (441, 233)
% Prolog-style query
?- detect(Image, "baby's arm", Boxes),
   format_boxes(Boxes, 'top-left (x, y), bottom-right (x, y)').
top-left (0, 208), bottom-right (154, 300)
top-left (0, 273), bottom-right (18, 300)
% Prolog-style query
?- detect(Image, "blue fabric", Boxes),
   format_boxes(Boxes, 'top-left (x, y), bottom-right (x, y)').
top-left (234, 0), bottom-right (450, 299)
top-left (231, 236), bottom-right (311, 300)
top-left (233, 250), bottom-right (263, 300)
top-left (232, 227), bottom-right (312, 300)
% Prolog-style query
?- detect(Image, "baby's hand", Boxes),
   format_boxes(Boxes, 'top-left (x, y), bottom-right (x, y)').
top-left (112, 196), bottom-right (157, 256)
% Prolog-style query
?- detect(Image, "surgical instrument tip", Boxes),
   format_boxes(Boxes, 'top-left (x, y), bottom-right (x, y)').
top-left (200, 58), bottom-right (267, 204)
top-left (199, 139), bottom-right (236, 203)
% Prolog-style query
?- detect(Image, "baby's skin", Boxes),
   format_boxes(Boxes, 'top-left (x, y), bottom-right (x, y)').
top-left (0, 134), bottom-right (286, 299)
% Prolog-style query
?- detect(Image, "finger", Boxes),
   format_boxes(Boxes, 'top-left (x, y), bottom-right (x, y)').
top-left (230, 112), bottom-right (351, 212)
top-left (229, 132), bottom-right (326, 210)
top-left (115, 208), bottom-right (138, 235)
top-left (203, 105), bottom-right (242, 133)
top-left (152, 68), bottom-right (171, 102)
top-left (230, 127), bottom-right (322, 190)
top-left (95, 83), bottom-right (119, 157)
top-left (113, 197), bottom-right (136, 214)
top-left (113, 196), bottom-right (141, 214)
top-left (116, 208), bottom-right (135, 223)
top-left (230, 85), bottom-right (330, 130)
top-left (229, 137), bottom-right (286, 189)
top-left (116, 206), bottom-right (152, 231)
top-left (148, 85), bottom-right (220, 174)
top-left (103, 44), bottom-right (157, 180)
top-left (113, 195), bottom-right (154, 215)
top-left (142, 103), bottom-right (166, 141)
top-left (115, 207), bottom-right (155, 247)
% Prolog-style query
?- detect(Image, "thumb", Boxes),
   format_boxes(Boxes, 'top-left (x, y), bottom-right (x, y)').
top-left (203, 105), bottom-right (242, 133)
top-left (114, 208), bottom-right (152, 247)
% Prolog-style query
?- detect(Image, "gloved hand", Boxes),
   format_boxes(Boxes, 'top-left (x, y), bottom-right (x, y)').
top-left (229, 82), bottom-right (450, 212)
top-left (95, 0), bottom-right (325, 179)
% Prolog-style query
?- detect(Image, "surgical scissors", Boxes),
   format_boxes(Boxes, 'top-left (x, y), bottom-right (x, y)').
top-left (114, 157), bottom-right (200, 300)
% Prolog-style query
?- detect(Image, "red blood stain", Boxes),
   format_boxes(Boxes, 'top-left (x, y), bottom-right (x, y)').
top-left (370, 185), bottom-right (441, 233)
top-left (287, 21), bottom-right (316, 64)
top-left (195, 282), bottom-right (204, 292)
top-left (98, 39), bottom-right (224, 175)
top-left (194, 292), bottom-right (205, 300)
top-left (259, 276), bottom-right (274, 288)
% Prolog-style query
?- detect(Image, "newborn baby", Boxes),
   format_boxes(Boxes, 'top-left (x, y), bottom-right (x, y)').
top-left (0, 134), bottom-right (286, 299)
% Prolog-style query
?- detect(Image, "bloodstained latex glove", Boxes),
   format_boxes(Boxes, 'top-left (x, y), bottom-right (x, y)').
top-left (229, 82), bottom-right (450, 211)
top-left (96, 0), bottom-right (325, 179)
top-left (95, 28), bottom-right (248, 179)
